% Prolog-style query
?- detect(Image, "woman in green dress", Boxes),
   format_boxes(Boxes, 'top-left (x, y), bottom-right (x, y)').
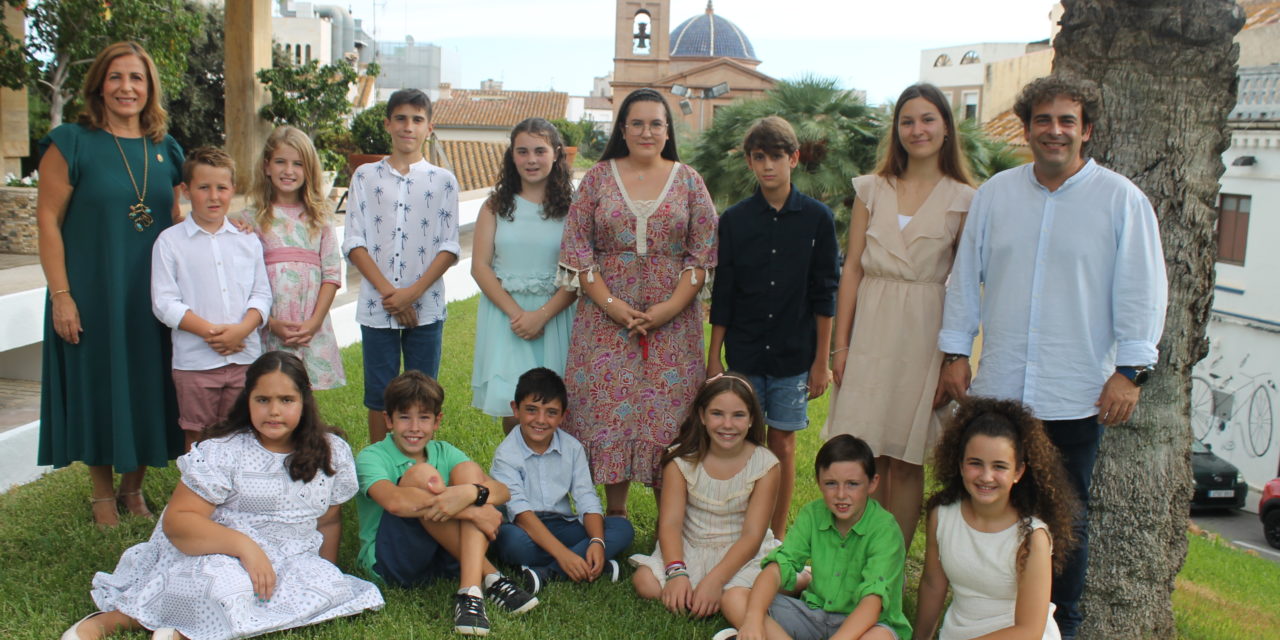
top-left (37, 42), bottom-right (185, 527)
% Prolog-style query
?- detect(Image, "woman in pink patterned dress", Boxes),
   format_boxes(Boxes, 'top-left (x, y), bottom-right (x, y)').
top-left (557, 89), bottom-right (718, 516)
top-left (241, 126), bottom-right (346, 389)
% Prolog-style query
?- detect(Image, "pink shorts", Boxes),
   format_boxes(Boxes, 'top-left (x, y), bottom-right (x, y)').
top-left (172, 364), bottom-right (249, 433)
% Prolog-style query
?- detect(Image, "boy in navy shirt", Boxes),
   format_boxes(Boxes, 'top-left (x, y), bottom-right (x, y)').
top-left (708, 116), bottom-right (840, 538)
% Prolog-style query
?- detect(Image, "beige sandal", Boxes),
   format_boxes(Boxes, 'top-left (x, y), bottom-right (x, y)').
top-left (116, 490), bottom-right (155, 519)
top-left (91, 496), bottom-right (119, 528)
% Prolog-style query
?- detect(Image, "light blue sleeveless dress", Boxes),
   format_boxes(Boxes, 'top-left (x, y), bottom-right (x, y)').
top-left (471, 195), bottom-right (576, 416)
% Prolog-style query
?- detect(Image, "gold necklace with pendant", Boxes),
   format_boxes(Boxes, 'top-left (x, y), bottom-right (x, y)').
top-left (110, 130), bottom-right (153, 231)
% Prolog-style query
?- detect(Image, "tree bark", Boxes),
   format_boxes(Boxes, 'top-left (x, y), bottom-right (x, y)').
top-left (1053, 2), bottom-right (1243, 637)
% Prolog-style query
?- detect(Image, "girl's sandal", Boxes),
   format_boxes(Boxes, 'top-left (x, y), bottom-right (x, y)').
top-left (91, 496), bottom-right (119, 528)
top-left (117, 491), bottom-right (155, 519)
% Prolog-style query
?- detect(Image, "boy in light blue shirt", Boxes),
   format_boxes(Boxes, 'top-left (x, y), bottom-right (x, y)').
top-left (490, 367), bottom-right (635, 593)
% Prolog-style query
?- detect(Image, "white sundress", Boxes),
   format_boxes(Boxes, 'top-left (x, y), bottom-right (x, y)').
top-left (629, 445), bottom-right (780, 589)
top-left (90, 432), bottom-right (384, 640)
top-left (936, 501), bottom-right (1060, 640)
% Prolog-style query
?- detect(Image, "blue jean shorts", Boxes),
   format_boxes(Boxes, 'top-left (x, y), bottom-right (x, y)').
top-left (361, 321), bottom-right (443, 410)
top-left (744, 372), bottom-right (810, 431)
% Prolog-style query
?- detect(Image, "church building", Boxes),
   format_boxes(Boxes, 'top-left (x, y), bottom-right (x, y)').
top-left (612, 1), bottom-right (776, 133)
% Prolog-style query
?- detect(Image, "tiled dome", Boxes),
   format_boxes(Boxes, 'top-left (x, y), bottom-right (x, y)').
top-left (669, 2), bottom-right (757, 61)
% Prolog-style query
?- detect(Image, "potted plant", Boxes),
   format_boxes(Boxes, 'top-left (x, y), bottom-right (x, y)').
top-left (550, 118), bottom-right (582, 167)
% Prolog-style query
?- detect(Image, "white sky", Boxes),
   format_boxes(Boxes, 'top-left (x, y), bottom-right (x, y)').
top-left (336, 0), bottom-right (1060, 104)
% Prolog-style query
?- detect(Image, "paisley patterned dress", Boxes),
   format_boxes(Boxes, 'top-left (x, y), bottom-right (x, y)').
top-left (557, 160), bottom-right (718, 486)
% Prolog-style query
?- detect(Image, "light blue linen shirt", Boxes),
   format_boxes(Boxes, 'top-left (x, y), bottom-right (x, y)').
top-left (939, 160), bottom-right (1168, 420)
top-left (341, 157), bottom-right (461, 328)
top-left (489, 428), bottom-right (603, 523)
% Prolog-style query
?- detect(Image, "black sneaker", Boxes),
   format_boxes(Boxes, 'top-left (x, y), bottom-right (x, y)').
top-left (520, 565), bottom-right (549, 595)
top-left (453, 591), bottom-right (490, 636)
top-left (485, 575), bottom-right (539, 615)
top-left (605, 559), bottom-right (621, 582)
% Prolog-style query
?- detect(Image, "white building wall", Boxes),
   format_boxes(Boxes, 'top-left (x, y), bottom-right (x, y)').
top-left (1194, 130), bottom-right (1280, 487)
top-left (919, 42), bottom-right (1028, 88)
top-left (272, 16), bottom-right (331, 65)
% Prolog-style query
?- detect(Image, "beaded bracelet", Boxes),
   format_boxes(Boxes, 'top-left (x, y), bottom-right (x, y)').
top-left (665, 569), bottom-right (689, 581)
top-left (664, 560), bottom-right (686, 574)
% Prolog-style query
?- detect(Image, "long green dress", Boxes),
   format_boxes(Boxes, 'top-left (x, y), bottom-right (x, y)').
top-left (38, 123), bottom-right (185, 471)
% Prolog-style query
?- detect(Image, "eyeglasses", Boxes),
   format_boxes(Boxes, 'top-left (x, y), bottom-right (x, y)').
top-left (625, 120), bottom-right (668, 134)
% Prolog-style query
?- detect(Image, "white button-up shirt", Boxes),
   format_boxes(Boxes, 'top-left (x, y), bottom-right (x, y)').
top-left (939, 160), bottom-right (1168, 420)
top-left (151, 216), bottom-right (272, 371)
top-left (342, 158), bottom-right (461, 328)
top-left (489, 428), bottom-right (603, 523)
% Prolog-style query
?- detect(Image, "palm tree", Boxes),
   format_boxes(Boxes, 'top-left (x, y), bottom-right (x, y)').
top-left (955, 116), bottom-right (1024, 182)
top-left (687, 75), bottom-right (880, 244)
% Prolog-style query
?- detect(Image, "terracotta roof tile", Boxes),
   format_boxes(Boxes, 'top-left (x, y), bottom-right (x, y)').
top-left (983, 109), bottom-right (1027, 147)
top-left (584, 96), bottom-right (613, 111)
top-left (436, 140), bottom-right (507, 192)
top-left (433, 89), bottom-right (569, 128)
top-left (1244, 2), bottom-right (1280, 29)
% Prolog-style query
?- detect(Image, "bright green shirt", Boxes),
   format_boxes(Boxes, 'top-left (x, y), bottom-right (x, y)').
top-left (762, 498), bottom-right (911, 639)
top-left (354, 437), bottom-right (470, 576)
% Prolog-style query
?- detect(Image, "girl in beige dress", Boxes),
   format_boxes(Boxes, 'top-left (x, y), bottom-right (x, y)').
top-left (825, 83), bottom-right (976, 548)
top-left (630, 374), bottom-right (781, 619)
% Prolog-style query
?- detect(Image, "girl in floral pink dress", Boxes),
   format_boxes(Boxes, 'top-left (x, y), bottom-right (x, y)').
top-left (242, 126), bottom-right (345, 389)
top-left (557, 89), bottom-right (718, 515)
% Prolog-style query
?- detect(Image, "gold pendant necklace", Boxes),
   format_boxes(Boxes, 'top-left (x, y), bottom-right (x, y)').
top-left (110, 130), bottom-right (153, 232)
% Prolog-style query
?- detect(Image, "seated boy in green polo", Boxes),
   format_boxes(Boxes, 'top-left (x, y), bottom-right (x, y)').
top-left (355, 370), bottom-right (538, 637)
top-left (718, 435), bottom-right (911, 640)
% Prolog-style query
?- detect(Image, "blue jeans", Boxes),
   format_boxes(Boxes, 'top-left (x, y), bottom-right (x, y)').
top-left (361, 321), bottom-right (443, 410)
top-left (1042, 415), bottom-right (1103, 637)
top-left (493, 512), bottom-right (635, 578)
top-left (743, 372), bottom-right (810, 431)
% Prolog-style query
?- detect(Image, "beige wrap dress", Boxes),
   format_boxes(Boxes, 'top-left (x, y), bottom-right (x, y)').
top-left (824, 175), bottom-right (974, 464)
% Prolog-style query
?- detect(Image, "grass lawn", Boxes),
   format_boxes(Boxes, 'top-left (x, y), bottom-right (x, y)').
top-left (2, 295), bottom-right (1278, 639)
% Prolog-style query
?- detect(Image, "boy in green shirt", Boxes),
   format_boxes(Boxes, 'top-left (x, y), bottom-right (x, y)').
top-left (718, 435), bottom-right (911, 640)
top-left (355, 370), bottom-right (537, 636)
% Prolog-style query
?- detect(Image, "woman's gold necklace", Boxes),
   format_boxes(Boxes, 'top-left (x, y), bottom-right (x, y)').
top-left (110, 130), bottom-right (153, 231)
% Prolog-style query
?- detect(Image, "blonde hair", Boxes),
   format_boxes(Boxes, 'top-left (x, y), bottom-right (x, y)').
top-left (79, 42), bottom-right (168, 143)
top-left (250, 126), bottom-right (331, 235)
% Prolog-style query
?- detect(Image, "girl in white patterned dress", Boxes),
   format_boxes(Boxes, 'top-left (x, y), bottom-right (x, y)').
top-left (61, 352), bottom-right (383, 640)
top-left (914, 398), bottom-right (1080, 640)
top-left (630, 374), bottom-right (781, 619)
top-left (241, 126), bottom-right (345, 389)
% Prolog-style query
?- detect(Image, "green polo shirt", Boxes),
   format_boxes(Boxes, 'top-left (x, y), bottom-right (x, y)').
top-left (354, 437), bottom-right (470, 576)
top-left (762, 498), bottom-right (911, 639)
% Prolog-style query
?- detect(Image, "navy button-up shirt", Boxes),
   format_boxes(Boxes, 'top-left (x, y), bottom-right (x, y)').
top-left (710, 186), bottom-right (839, 377)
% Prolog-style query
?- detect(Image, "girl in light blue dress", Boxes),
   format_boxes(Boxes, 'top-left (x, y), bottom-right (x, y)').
top-left (471, 118), bottom-right (577, 430)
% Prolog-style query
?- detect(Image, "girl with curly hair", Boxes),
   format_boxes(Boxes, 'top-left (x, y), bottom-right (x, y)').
top-left (914, 397), bottom-right (1080, 640)
top-left (471, 117), bottom-right (577, 431)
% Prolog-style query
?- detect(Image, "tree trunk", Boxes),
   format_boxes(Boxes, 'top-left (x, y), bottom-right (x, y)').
top-left (1053, 2), bottom-right (1243, 637)
top-left (45, 52), bottom-right (71, 129)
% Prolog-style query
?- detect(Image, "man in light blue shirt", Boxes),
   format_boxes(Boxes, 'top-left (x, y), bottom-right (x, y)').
top-left (490, 368), bottom-right (635, 593)
top-left (938, 75), bottom-right (1167, 639)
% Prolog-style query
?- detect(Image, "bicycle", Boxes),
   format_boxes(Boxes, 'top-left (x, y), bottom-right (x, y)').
top-left (1191, 354), bottom-right (1276, 458)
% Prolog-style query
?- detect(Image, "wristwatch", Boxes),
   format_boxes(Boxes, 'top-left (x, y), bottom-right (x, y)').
top-left (1116, 365), bottom-right (1153, 387)
top-left (943, 353), bottom-right (968, 365)
top-left (473, 483), bottom-right (490, 507)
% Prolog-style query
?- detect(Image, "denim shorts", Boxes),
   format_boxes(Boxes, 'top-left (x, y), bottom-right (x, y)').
top-left (361, 321), bottom-right (443, 410)
top-left (371, 509), bottom-right (459, 587)
top-left (744, 372), bottom-right (810, 431)
top-left (768, 593), bottom-right (900, 640)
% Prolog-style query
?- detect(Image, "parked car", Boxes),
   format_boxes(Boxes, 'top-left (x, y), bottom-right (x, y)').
top-left (1261, 477), bottom-right (1280, 549)
top-left (1190, 440), bottom-right (1248, 510)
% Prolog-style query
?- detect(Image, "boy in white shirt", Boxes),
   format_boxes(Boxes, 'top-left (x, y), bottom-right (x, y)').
top-left (342, 88), bottom-right (461, 443)
top-left (151, 146), bottom-right (272, 450)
